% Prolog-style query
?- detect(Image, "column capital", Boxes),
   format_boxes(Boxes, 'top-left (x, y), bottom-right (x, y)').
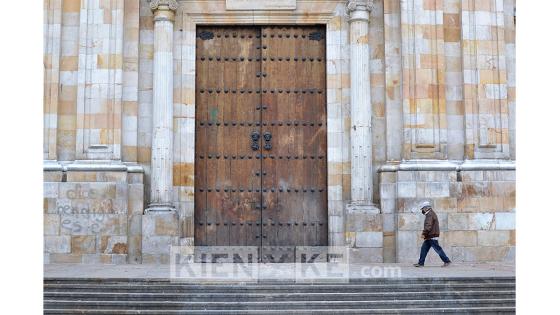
top-left (346, 0), bottom-right (374, 14)
top-left (149, 0), bottom-right (178, 21)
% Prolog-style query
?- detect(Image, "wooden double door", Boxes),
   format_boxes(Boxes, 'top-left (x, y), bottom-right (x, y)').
top-left (194, 26), bottom-right (327, 262)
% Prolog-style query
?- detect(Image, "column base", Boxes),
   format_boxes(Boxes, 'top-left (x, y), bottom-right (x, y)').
top-left (345, 202), bottom-right (380, 213)
top-left (145, 203), bottom-right (176, 213)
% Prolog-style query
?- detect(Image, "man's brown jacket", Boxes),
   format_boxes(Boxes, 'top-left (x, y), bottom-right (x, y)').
top-left (422, 210), bottom-right (440, 239)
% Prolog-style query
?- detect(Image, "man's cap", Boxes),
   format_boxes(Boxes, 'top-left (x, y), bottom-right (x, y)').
top-left (420, 201), bottom-right (432, 210)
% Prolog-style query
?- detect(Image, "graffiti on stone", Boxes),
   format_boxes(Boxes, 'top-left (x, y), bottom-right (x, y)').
top-left (60, 214), bottom-right (125, 235)
top-left (55, 183), bottom-right (125, 215)
top-left (56, 199), bottom-right (118, 214)
top-left (60, 183), bottom-right (116, 200)
top-left (55, 183), bottom-right (127, 236)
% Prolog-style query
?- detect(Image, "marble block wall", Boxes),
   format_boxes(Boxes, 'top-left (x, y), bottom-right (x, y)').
top-left (43, 0), bottom-right (516, 264)
top-left (44, 168), bottom-right (143, 264)
top-left (380, 168), bottom-right (515, 264)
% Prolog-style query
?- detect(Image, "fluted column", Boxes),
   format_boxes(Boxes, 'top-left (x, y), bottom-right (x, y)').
top-left (347, 0), bottom-right (376, 210)
top-left (147, 0), bottom-right (178, 212)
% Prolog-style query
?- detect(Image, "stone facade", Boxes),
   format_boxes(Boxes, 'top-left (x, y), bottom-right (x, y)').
top-left (43, 0), bottom-right (516, 264)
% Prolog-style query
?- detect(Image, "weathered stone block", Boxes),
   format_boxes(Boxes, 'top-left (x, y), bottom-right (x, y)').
top-left (127, 235), bottom-right (142, 264)
top-left (397, 182), bottom-right (416, 198)
top-left (441, 231), bottom-right (477, 246)
top-left (44, 214), bottom-right (60, 235)
top-left (397, 171), bottom-right (414, 182)
top-left (382, 213), bottom-right (395, 232)
top-left (71, 236), bottom-right (97, 254)
top-left (345, 231), bottom-right (356, 247)
top-left (44, 182), bottom-right (59, 198)
top-left (345, 212), bottom-right (382, 232)
top-left (380, 198), bottom-right (395, 213)
top-left (143, 212), bottom-right (180, 237)
top-left (380, 172), bottom-right (397, 183)
top-left (81, 254), bottom-right (101, 264)
top-left (451, 246), bottom-right (510, 262)
top-left (142, 254), bottom-right (171, 264)
top-left (437, 213), bottom-right (448, 231)
top-left (49, 253), bottom-right (82, 263)
top-left (45, 236), bottom-right (71, 253)
top-left (396, 236), bottom-right (420, 263)
top-left (45, 198), bottom-right (58, 214)
top-left (461, 182), bottom-right (489, 197)
top-left (66, 171), bottom-right (97, 182)
top-left (472, 213), bottom-right (495, 230)
top-left (58, 182), bottom-right (117, 200)
top-left (495, 212), bottom-right (515, 230)
top-left (461, 171), bottom-right (484, 182)
top-left (112, 254), bottom-right (128, 264)
top-left (44, 171), bottom-right (63, 182)
top-left (328, 200), bottom-right (344, 216)
top-left (382, 233), bottom-right (396, 263)
top-left (502, 196), bottom-right (516, 211)
top-left (349, 248), bottom-right (383, 263)
top-left (355, 232), bottom-right (383, 248)
top-left (380, 183), bottom-right (396, 198)
top-left (447, 213), bottom-right (469, 230)
top-left (490, 181), bottom-right (516, 197)
top-left (97, 171), bottom-right (128, 182)
top-left (329, 215), bottom-right (344, 233)
top-left (503, 246), bottom-right (515, 263)
top-left (59, 214), bottom-right (90, 235)
top-left (128, 214), bottom-right (142, 236)
top-left (127, 173), bottom-right (144, 184)
top-left (142, 235), bottom-right (179, 255)
top-left (397, 230), bottom-right (421, 251)
top-left (398, 213), bottom-right (424, 230)
top-left (116, 182), bottom-right (129, 201)
top-left (430, 197), bottom-right (457, 212)
top-left (483, 170), bottom-right (516, 181)
top-left (98, 235), bottom-right (128, 254)
top-left (415, 182), bottom-right (426, 197)
top-left (416, 171), bottom-right (455, 182)
top-left (128, 184), bottom-right (144, 215)
top-left (449, 212), bottom-right (497, 230)
top-left (397, 198), bottom-right (433, 213)
top-left (449, 182), bottom-right (463, 198)
top-left (60, 214), bottom-right (127, 236)
top-left (478, 230), bottom-right (513, 246)
top-left (330, 232), bottom-right (345, 246)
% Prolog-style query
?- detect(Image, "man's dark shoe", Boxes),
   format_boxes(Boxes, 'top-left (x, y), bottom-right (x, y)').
top-left (442, 261), bottom-right (451, 267)
top-left (413, 263), bottom-right (424, 267)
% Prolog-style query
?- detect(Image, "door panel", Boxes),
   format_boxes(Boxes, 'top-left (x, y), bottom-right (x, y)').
top-left (194, 26), bottom-right (327, 262)
top-left (195, 26), bottom-right (262, 249)
top-left (260, 26), bottom-right (327, 262)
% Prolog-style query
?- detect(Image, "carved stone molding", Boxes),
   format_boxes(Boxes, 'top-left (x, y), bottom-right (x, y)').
top-left (149, 0), bottom-right (178, 21)
top-left (346, 0), bottom-right (373, 14)
top-left (149, 0), bottom-right (178, 12)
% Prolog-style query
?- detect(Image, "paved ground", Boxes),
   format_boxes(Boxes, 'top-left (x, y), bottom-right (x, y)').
top-left (45, 262), bottom-right (515, 281)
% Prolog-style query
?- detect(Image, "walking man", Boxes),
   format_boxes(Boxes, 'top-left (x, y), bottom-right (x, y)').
top-left (413, 201), bottom-right (452, 267)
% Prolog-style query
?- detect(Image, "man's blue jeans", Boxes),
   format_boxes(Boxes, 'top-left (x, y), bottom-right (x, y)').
top-left (418, 239), bottom-right (451, 265)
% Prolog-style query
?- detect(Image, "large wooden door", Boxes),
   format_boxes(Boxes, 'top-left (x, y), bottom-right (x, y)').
top-left (195, 26), bottom-right (327, 262)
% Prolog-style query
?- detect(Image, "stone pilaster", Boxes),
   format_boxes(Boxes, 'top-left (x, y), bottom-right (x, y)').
top-left (346, 0), bottom-right (378, 212)
top-left (146, 0), bottom-right (178, 212)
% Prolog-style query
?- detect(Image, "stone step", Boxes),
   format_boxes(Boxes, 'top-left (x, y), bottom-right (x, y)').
top-left (44, 276), bottom-right (515, 284)
top-left (44, 298), bottom-right (515, 310)
top-left (44, 277), bottom-right (515, 314)
top-left (44, 290), bottom-right (515, 301)
top-left (44, 306), bottom-right (516, 314)
top-left (44, 283), bottom-right (515, 293)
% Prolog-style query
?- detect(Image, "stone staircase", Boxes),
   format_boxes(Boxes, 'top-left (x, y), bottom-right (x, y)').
top-left (44, 277), bottom-right (515, 314)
